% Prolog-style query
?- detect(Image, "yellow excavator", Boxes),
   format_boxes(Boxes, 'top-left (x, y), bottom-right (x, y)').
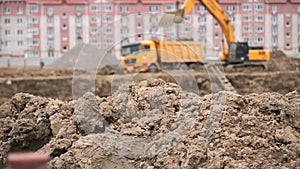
top-left (159, 0), bottom-right (270, 64)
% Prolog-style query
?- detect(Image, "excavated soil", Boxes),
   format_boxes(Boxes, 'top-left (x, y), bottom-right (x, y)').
top-left (0, 79), bottom-right (299, 168)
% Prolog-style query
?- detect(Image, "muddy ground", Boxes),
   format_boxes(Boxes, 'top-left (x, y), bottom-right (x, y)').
top-left (0, 51), bottom-right (300, 168)
top-left (0, 80), bottom-right (299, 168)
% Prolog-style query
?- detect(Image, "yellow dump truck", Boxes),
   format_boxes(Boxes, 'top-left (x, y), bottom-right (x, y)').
top-left (120, 40), bottom-right (204, 73)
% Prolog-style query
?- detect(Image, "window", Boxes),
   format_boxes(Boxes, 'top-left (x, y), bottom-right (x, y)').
top-left (137, 23), bottom-right (142, 29)
top-left (255, 26), bottom-right (263, 32)
top-left (4, 18), bottom-right (11, 25)
top-left (4, 41), bottom-right (11, 48)
top-left (214, 33), bottom-right (219, 38)
top-left (254, 4), bottom-right (263, 11)
top-left (243, 26), bottom-right (250, 32)
top-left (184, 27), bottom-right (191, 33)
top-left (104, 39), bottom-right (112, 45)
top-left (149, 6), bottom-right (158, 12)
top-left (256, 16), bottom-right (263, 22)
top-left (105, 27), bottom-right (112, 34)
top-left (272, 37), bottom-right (278, 44)
top-left (149, 16), bottom-right (158, 23)
top-left (47, 7), bottom-right (53, 14)
top-left (28, 28), bottom-right (39, 35)
top-left (286, 43), bottom-right (290, 48)
top-left (185, 15), bottom-right (191, 22)
top-left (17, 7), bottom-right (23, 14)
top-left (28, 5), bottom-right (38, 13)
top-left (226, 5), bottom-right (235, 12)
top-left (271, 16), bottom-right (278, 23)
top-left (137, 34), bottom-right (142, 39)
top-left (63, 46), bottom-right (67, 51)
top-left (91, 16), bottom-right (100, 23)
top-left (120, 16), bottom-right (129, 24)
top-left (197, 6), bottom-right (206, 13)
top-left (17, 30), bottom-right (23, 35)
top-left (76, 17), bottom-right (82, 24)
top-left (199, 26), bottom-right (206, 33)
top-left (5, 30), bottom-right (11, 36)
top-left (76, 28), bottom-right (82, 35)
top-left (47, 28), bottom-right (54, 35)
top-left (165, 4), bottom-right (175, 12)
top-left (62, 24), bottom-right (67, 29)
top-left (17, 18), bottom-right (23, 24)
top-left (47, 17), bottom-right (54, 24)
top-left (62, 35), bottom-right (68, 41)
top-left (91, 5), bottom-right (100, 12)
top-left (229, 16), bottom-right (235, 22)
top-left (121, 28), bottom-right (129, 35)
top-left (104, 5), bottom-right (112, 12)
top-left (28, 17), bottom-right (38, 24)
top-left (286, 11), bottom-right (290, 17)
top-left (286, 32), bottom-right (290, 37)
top-left (121, 39), bottom-right (129, 46)
top-left (244, 37), bottom-right (251, 44)
top-left (4, 7), bottom-right (11, 14)
top-left (286, 21), bottom-right (291, 27)
top-left (17, 41), bottom-right (23, 47)
top-left (198, 16), bottom-right (206, 24)
top-left (243, 15), bottom-right (251, 22)
top-left (215, 22), bottom-right (219, 27)
top-left (91, 27), bottom-right (98, 34)
top-left (48, 50), bottom-right (54, 57)
top-left (255, 37), bottom-right (264, 43)
top-left (103, 16), bottom-right (112, 23)
top-left (62, 12), bottom-right (67, 18)
top-left (272, 27), bottom-right (278, 34)
top-left (272, 5), bottom-right (277, 13)
top-left (243, 4), bottom-right (251, 11)
top-left (76, 6), bottom-right (82, 13)
top-left (91, 38), bottom-right (100, 45)
top-left (120, 6), bottom-right (129, 13)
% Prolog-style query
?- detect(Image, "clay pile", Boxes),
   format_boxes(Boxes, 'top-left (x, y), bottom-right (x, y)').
top-left (0, 79), bottom-right (299, 168)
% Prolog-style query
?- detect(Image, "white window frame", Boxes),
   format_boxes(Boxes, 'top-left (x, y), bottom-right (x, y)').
top-left (91, 5), bottom-right (100, 12)
top-left (4, 7), bottom-right (11, 14)
top-left (17, 7), bottom-right (23, 14)
top-left (104, 5), bottom-right (112, 12)
top-left (165, 4), bottom-right (175, 12)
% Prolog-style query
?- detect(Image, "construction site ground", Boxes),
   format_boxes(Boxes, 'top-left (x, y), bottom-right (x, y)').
top-left (0, 51), bottom-right (300, 168)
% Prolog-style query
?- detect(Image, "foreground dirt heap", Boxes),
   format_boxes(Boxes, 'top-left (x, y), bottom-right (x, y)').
top-left (0, 79), bottom-right (300, 168)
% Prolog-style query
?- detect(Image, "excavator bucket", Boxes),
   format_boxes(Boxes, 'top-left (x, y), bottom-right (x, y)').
top-left (158, 10), bottom-right (184, 27)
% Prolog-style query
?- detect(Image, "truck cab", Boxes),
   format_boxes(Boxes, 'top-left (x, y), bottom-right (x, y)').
top-left (120, 40), bottom-right (158, 73)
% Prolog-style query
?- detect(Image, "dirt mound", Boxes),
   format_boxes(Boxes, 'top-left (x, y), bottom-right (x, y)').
top-left (267, 50), bottom-right (300, 71)
top-left (0, 79), bottom-right (299, 168)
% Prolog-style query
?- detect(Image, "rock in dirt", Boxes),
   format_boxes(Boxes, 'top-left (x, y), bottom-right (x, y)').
top-left (0, 79), bottom-right (299, 168)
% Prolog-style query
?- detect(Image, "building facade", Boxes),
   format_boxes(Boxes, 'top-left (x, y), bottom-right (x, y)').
top-left (0, 0), bottom-right (300, 59)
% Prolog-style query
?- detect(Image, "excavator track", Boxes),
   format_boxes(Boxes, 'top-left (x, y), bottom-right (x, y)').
top-left (206, 64), bottom-right (236, 93)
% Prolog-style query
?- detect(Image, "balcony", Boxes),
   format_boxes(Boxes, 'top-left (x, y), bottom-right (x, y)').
top-left (76, 23), bottom-right (82, 27)
top-left (48, 23), bottom-right (53, 27)
top-left (47, 11), bottom-right (53, 16)
top-left (272, 32), bottom-right (278, 36)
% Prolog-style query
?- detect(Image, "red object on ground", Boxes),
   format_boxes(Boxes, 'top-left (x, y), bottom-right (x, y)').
top-left (7, 152), bottom-right (49, 169)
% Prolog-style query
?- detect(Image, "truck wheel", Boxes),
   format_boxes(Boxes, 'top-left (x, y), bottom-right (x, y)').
top-left (189, 63), bottom-right (199, 71)
top-left (149, 64), bottom-right (158, 73)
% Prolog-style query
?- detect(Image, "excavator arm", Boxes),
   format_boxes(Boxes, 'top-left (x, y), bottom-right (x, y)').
top-left (159, 0), bottom-right (235, 59)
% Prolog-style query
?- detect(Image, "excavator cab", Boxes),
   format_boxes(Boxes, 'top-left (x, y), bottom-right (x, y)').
top-left (227, 42), bottom-right (249, 63)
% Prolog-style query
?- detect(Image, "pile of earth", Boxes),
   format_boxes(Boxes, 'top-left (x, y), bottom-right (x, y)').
top-left (0, 79), bottom-right (299, 168)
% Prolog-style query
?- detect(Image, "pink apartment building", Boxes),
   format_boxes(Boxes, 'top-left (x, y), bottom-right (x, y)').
top-left (0, 0), bottom-right (300, 59)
